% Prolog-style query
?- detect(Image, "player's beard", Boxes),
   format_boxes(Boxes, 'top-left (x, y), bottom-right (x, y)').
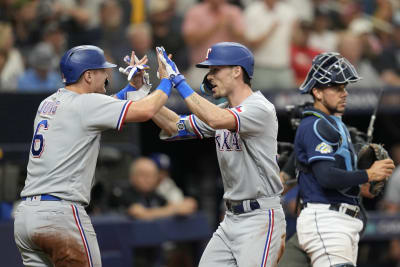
top-left (323, 100), bottom-right (345, 115)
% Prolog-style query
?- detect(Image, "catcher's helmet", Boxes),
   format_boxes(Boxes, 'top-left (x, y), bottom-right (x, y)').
top-left (60, 45), bottom-right (116, 85)
top-left (196, 42), bottom-right (254, 78)
top-left (299, 52), bottom-right (361, 94)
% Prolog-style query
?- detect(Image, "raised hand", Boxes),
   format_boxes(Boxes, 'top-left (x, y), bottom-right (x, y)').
top-left (119, 51), bottom-right (149, 86)
top-left (116, 51), bottom-right (152, 101)
top-left (156, 46), bottom-right (185, 87)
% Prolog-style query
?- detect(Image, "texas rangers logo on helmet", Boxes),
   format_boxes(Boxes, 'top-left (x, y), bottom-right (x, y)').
top-left (206, 48), bottom-right (212, 60)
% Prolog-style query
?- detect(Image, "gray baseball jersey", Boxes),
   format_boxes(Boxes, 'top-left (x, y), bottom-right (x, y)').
top-left (160, 90), bottom-right (286, 267)
top-left (20, 88), bottom-right (132, 205)
top-left (183, 91), bottom-right (283, 201)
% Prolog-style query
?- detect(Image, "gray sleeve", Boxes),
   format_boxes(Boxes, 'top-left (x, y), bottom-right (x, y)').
top-left (187, 114), bottom-right (215, 139)
top-left (229, 100), bottom-right (276, 135)
top-left (79, 93), bottom-right (132, 131)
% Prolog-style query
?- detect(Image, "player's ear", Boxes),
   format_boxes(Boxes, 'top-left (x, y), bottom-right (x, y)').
top-left (232, 66), bottom-right (241, 79)
top-left (83, 70), bottom-right (92, 83)
top-left (312, 88), bottom-right (322, 101)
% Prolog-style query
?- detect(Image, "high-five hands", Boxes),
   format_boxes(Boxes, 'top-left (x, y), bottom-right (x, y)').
top-left (118, 51), bottom-right (152, 101)
top-left (156, 46), bottom-right (185, 87)
top-left (119, 52), bottom-right (149, 84)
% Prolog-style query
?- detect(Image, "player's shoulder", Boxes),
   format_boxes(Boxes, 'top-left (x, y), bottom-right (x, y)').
top-left (246, 91), bottom-right (276, 112)
top-left (299, 114), bottom-right (340, 145)
top-left (76, 92), bottom-right (120, 107)
top-left (298, 115), bottom-right (318, 128)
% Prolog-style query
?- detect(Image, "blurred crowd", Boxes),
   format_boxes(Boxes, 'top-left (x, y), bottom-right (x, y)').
top-left (1, 0), bottom-right (400, 93)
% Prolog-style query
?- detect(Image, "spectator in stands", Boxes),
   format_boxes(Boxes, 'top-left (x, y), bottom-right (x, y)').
top-left (115, 157), bottom-right (196, 267)
top-left (182, 0), bottom-right (245, 88)
top-left (41, 22), bottom-right (67, 65)
top-left (12, 0), bottom-right (42, 55)
top-left (119, 157), bottom-right (196, 220)
top-left (0, 22), bottom-right (25, 92)
top-left (17, 42), bottom-right (63, 93)
top-left (150, 152), bottom-right (198, 267)
top-left (308, 7), bottom-right (339, 52)
top-left (374, 13), bottom-right (400, 86)
top-left (53, 0), bottom-right (102, 47)
top-left (149, 0), bottom-right (189, 73)
top-left (151, 153), bottom-right (197, 207)
top-left (338, 31), bottom-right (383, 89)
top-left (244, 0), bottom-right (298, 90)
top-left (97, 0), bottom-right (127, 67)
top-left (291, 21), bottom-right (322, 87)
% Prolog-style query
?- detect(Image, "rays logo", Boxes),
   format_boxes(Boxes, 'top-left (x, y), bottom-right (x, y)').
top-left (315, 142), bottom-right (333, 154)
top-left (206, 48), bottom-right (212, 59)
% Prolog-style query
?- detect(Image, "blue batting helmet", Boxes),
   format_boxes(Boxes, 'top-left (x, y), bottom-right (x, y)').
top-left (60, 45), bottom-right (116, 85)
top-left (299, 52), bottom-right (361, 94)
top-left (196, 42), bottom-right (254, 78)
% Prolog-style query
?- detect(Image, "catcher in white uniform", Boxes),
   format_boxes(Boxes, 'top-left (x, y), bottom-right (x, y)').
top-left (13, 45), bottom-right (173, 266)
top-left (153, 42), bottom-right (287, 267)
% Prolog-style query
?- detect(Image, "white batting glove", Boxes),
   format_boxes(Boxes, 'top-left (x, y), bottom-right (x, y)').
top-left (156, 46), bottom-right (185, 86)
top-left (118, 55), bottom-right (150, 82)
top-left (119, 55), bottom-right (152, 101)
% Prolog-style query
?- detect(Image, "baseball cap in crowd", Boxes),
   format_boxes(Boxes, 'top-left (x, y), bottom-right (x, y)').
top-left (29, 42), bottom-right (57, 71)
top-left (150, 153), bottom-right (171, 170)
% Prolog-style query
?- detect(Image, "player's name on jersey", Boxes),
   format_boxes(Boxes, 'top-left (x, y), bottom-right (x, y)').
top-left (38, 100), bottom-right (60, 116)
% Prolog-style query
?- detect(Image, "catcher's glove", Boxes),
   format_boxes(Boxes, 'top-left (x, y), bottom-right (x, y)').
top-left (357, 143), bottom-right (390, 196)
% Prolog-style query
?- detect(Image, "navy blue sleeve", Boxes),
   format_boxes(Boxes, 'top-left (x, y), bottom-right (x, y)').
top-left (311, 160), bottom-right (369, 189)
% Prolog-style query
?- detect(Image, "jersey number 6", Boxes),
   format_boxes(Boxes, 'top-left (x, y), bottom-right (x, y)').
top-left (31, 119), bottom-right (48, 158)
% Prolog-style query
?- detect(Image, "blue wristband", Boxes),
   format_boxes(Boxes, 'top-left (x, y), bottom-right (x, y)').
top-left (156, 78), bottom-right (172, 96)
top-left (170, 74), bottom-right (185, 87)
top-left (115, 83), bottom-right (136, 100)
top-left (176, 80), bottom-right (194, 99)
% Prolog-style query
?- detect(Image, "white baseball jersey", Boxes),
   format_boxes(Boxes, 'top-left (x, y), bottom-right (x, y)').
top-left (171, 91), bottom-right (283, 201)
top-left (21, 88), bottom-right (131, 205)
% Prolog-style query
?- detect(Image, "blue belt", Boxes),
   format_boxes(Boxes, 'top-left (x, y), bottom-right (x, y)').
top-left (22, 194), bottom-right (61, 201)
top-left (225, 199), bottom-right (260, 215)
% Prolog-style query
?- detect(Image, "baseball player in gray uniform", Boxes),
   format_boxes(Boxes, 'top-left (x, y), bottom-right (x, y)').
top-left (153, 42), bottom-right (286, 267)
top-left (13, 45), bottom-right (173, 266)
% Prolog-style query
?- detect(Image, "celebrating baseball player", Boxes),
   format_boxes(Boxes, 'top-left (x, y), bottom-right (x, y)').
top-left (13, 45), bottom-right (173, 266)
top-left (152, 42), bottom-right (286, 267)
top-left (294, 52), bottom-right (395, 267)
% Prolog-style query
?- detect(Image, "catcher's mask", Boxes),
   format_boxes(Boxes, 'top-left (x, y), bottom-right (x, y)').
top-left (299, 52), bottom-right (361, 94)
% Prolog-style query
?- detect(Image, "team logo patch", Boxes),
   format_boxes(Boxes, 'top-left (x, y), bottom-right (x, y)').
top-left (234, 106), bottom-right (244, 113)
top-left (315, 142), bottom-right (333, 154)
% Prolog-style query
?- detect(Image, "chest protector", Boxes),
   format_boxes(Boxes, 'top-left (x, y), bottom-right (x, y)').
top-left (303, 109), bottom-right (359, 198)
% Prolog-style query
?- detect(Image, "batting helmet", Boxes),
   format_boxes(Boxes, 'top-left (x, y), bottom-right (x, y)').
top-left (196, 42), bottom-right (254, 78)
top-left (60, 45), bottom-right (116, 85)
top-left (299, 52), bottom-right (361, 94)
